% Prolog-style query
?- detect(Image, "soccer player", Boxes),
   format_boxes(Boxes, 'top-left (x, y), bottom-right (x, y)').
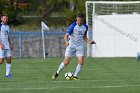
top-left (0, 15), bottom-right (13, 78)
top-left (52, 13), bottom-right (96, 80)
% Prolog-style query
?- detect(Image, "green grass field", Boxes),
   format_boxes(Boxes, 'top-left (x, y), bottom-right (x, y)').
top-left (0, 57), bottom-right (140, 93)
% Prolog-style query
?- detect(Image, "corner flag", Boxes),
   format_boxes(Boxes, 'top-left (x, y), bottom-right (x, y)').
top-left (41, 21), bottom-right (49, 31)
top-left (41, 21), bottom-right (49, 59)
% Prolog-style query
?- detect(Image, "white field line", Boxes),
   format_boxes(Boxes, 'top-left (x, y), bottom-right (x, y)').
top-left (0, 84), bottom-right (140, 91)
top-left (51, 80), bottom-right (126, 82)
top-left (0, 79), bottom-right (139, 84)
top-left (0, 79), bottom-right (129, 84)
top-left (84, 69), bottom-right (140, 71)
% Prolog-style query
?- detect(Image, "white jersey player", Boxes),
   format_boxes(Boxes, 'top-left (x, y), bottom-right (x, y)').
top-left (52, 13), bottom-right (96, 80)
top-left (0, 15), bottom-right (13, 78)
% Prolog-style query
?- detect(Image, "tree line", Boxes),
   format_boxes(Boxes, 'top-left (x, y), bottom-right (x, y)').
top-left (0, 0), bottom-right (139, 26)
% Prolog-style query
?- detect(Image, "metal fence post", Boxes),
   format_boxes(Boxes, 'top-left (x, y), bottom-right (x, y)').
top-left (18, 32), bottom-right (22, 60)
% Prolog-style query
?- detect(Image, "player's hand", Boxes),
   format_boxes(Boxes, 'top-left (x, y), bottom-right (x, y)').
top-left (0, 43), bottom-right (5, 50)
top-left (10, 44), bottom-right (14, 51)
top-left (66, 42), bottom-right (69, 47)
top-left (90, 41), bottom-right (96, 44)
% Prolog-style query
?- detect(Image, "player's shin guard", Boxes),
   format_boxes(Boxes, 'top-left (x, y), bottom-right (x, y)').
top-left (52, 62), bottom-right (65, 80)
top-left (6, 63), bottom-right (11, 76)
top-left (74, 64), bottom-right (83, 78)
top-left (56, 62), bottom-right (65, 74)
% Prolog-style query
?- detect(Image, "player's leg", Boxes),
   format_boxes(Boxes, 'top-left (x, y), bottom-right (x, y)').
top-left (5, 57), bottom-right (12, 78)
top-left (73, 46), bottom-right (84, 80)
top-left (0, 49), bottom-right (5, 64)
top-left (0, 58), bottom-right (4, 64)
top-left (52, 57), bottom-right (71, 80)
top-left (52, 46), bottom-right (73, 80)
top-left (5, 49), bottom-right (12, 78)
top-left (73, 56), bottom-right (84, 80)
top-left (57, 56), bottom-right (71, 74)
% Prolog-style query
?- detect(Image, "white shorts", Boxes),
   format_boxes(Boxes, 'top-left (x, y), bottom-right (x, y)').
top-left (65, 45), bottom-right (84, 57)
top-left (0, 49), bottom-right (12, 58)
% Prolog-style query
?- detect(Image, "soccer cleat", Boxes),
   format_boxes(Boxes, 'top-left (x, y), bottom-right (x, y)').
top-left (6, 74), bottom-right (13, 78)
top-left (73, 76), bottom-right (78, 80)
top-left (52, 72), bottom-right (59, 80)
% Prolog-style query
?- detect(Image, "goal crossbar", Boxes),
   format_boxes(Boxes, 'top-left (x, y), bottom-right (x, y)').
top-left (86, 1), bottom-right (140, 4)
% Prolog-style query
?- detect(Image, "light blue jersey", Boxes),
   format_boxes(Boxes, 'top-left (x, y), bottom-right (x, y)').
top-left (0, 23), bottom-right (10, 49)
top-left (65, 22), bottom-right (88, 57)
top-left (66, 22), bottom-right (88, 47)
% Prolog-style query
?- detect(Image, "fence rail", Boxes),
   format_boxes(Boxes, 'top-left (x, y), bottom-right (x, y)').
top-left (10, 31), bottom-right (65, 59)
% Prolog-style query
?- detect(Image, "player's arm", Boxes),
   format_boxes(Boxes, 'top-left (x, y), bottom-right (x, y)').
top-left (64, 22), bottom-right (75, 47)
top-left (8, 36), bottom-right (13, 51)
top-left (83, 24), bottom-right (96, 44)
top-left (64, 33), bottom-right (69, 47)
top-left (83, 35), bottom-right (96, 44)
top-left (0, 35), bottom-right (4, 50)
top-left (0, 41), bottom-right (4, 49)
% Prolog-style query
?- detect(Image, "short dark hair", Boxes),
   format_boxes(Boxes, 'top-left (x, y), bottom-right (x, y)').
top-left (1, 14), bottom-right (8, 18)
top-left (77, 13), bottom-right (84, 18)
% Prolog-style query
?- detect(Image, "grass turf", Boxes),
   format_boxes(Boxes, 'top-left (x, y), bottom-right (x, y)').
top-left (0, 57), bottom-right (140, 93)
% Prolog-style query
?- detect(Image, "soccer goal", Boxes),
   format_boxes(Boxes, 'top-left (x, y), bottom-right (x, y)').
top-left (86, 1), bottom-right (140, 57)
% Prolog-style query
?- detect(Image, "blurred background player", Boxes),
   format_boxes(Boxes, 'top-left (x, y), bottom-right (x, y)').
top-left (52, 13), bottom-right (96, 80)
top-left (0, 15), bottom-right (13, 78)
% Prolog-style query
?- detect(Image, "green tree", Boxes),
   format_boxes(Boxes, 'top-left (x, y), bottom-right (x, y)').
top-left (64, 0), bottom-right (86, 24)
top-left (24, 0), bottom-right (86, 26)
top-left (0, 0), bottom-right (23, 25)
top-left (36, 0), bottom-right (69, 21)
top-left (0, 1), bottom-right (3, 14)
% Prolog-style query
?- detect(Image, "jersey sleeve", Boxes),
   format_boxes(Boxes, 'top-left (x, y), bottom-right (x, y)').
top-left (84, 24), bottom-right (88, 35)
top-left (66, 22), bottom-right (76, 35)
top-left (0, 24), bottom-right (2, 43)
top-left (0, 23), bottom-right (2, 31)
top-left (8, 26), bottom-right (10, 34)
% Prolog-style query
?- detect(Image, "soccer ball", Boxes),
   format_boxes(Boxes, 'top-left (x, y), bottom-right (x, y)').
top-left (65, 72), bottom-right (73, 80)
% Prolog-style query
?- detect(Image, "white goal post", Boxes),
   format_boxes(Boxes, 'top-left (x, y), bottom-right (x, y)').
top-left (86, 1), bottom-right (140, 57)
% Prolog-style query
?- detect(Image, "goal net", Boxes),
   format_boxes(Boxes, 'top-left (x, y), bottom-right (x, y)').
top-left (86, 1), bottom-right (140, 57)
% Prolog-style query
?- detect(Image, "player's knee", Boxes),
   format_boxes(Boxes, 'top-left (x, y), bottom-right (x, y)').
top-left (7, 60), bottom-right (11, 64)
top-left (78, 61), bottom-right (83, 65)
top-left (0, 61), bottom-right (3, 64)
top-left (6, 57), bottom-right (11, 63)
top-left (79, 63), bottom-right (83, 65)
top-left (64, 57), bottom-right (71, 66)
top-left (0, 58), bottom-right (4, 64)
top-left (64, 61), bottom-right (69, 66)
top-left (7, 61), bottom-right (11, 64)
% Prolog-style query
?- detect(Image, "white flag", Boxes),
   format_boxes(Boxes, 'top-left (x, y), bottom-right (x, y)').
top-left (41, 21), bottom-right (49, 31)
